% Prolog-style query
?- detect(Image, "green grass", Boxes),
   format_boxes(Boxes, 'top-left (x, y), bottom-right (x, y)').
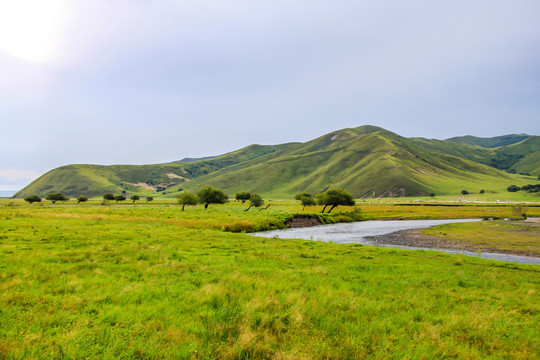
top-left (0, 204), bottom-right (539, 359)
top-left (422, 220), bottom-right (540, 257)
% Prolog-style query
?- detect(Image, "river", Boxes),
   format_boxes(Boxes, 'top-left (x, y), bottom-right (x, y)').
top-left (252, 219), bottom-right (540, 265)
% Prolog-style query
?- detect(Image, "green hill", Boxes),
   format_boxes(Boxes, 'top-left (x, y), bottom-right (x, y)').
top-left (14, 126), bottom-right (539, 199)
top-left (446, 134), bottom-right (530, 148)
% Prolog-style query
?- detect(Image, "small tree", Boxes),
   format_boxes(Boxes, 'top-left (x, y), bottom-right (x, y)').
top-left (245, 193), bottom-right (263, 211)
top-left (479, 190), bottom-right (485, 194)
top-left (24, 195), bottom-right (41, 204)
top-left (235, 192), bottom-right (251, 203)
top-left (103, 193), bottom-right (115, 203)
top-left (146, 196), bottom-right (153, 203)
top-left (461, 190), bottom-right (469, 195)
top-left (295, 192), bottom-right (312, 201)
top-left (46, 193), bottom-right (68, 204)
top-left (429, 193), bottom-right (435, 198)
top-left (77, 196), bottom-right (88, 204)
top-left (177, 192), bottom-right (199, 211)
top-left (316, 189), bottom-right (355, 213)
top-left (115, 195), bottom-right (126, 203)
top-left (130, 195), bottom-right (140, 203)
top-left (196, 186), bottom-right (228, 209)
top-left (296, 194), bottom-right (315, 210)
top-left (507, 185), bottom-right (520, 192)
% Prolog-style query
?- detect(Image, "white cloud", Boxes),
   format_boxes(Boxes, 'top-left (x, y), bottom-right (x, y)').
top-left (0, 169), bottom-right (42, 182)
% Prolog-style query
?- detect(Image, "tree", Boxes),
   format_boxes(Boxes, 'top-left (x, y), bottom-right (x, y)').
top-left (24, 195), bottom-right (41, 204)
top-left (429, 193), bottom-right (435, 198)
top-left (295, 192), bottom-right (312, 201)
top-left (235, 192), bottom-right (251, 203)
top-left (103, 193), bottom-right (115, 203)
top-left (197, 186), bottom-right (228, 209)
top-left (461, 190), bottom-right (469, 195)
top-left (296, 193), bottom-right (315, 210)
top-left (45, 193), bottom-right (68, 204)
top-left (507, 185), bottom-right (520, 192)
top-left (77, 196), bottom-right (88, 204)
top-left (130, 195), bottom-right (140, 203)
top-left (245, 193), bottom-right (263, 211)
top-left (479, 190), bottom-right (485, 194)
top-left (177, 192), bottom-right (199, 211)
top-left (316, 189), bottom-right (355, 213)
top-left (146, 196), bottom-right (154, 203)
top-left (115, 195), bottom-right (126, 203)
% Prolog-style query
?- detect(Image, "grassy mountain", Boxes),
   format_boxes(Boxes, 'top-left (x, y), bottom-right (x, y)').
top-left (15, 126), bottom-right (538, 199)
top-left (446, 134), bottom-right (530, 148)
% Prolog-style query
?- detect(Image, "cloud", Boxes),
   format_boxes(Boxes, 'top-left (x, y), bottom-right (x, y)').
top-left (0, 169), bottom-right (42, 182)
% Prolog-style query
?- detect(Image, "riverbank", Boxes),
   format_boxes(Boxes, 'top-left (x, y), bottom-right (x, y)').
top-left (366, 219), bottom-right (540, 258)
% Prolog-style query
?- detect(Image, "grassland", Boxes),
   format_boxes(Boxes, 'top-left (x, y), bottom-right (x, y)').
top-left (0, 202), bottom-right (539, 359)
top-left (422, 220), bottom-right (540, 257)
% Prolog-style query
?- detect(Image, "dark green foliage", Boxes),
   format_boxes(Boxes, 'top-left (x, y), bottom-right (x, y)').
top-left (77, 196), bottom-right (88, 204)
top-left (235, 192), bottom-right (251, 203)
top-left (45, 193), bottom-right (68, 204)
top-left (507, 185), bottom-right (521, 192)
top-left (177, 192), bottom-right (199, 211)
top-left (479, 190), bottom-right (485, 194)
top-left (130, 195), bottom-right (140, 203)
top-left (114, 195), bottom-right (126, 203)
top-left (294, 192), bottom-right (312, 201)
top-left (316, 189), bottom-right (355, 213)
top-left (197, 186), bottom-right (228, 209)
top-left (245, 193), bottom-right (263, 211)
top-left (103, 193), bottom-right (115, 202)
top-left (461, 190), bottom-right (469, 195)
top-left (145, 196), bottom-right (153, 203)
top-left (520, 184), bottom-right (540, 193)
top-left (297, 194), bottom-right (315, 210)
top-left (24, 195), bottom-right (41, 204)
top-left (429, 193), bottom-right (435, 197)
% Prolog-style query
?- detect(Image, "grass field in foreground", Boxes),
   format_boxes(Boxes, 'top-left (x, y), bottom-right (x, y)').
top-left (0, 205), bottom-right (539, 359)
top-left (422, 220), bottom-right (540, 257)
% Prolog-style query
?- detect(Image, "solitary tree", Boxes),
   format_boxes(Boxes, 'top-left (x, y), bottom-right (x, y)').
top-left (146, 196), bottom-right (154, 203)
top-left (130, 195), bottom-right (140, 203)
top-left (77, 196), bottom-right (88, 204)
top-left (479, 190), bottom-right (485, 194)
top-left (316, 189), bottom-right (355, 213)
top-left (461, 190), bottom-right (469, 195)
top-left (177, 192), bottom-right (199, 211)
top-left (115, 195), bottom-right (126, 203)
top-left (24, 195), bottom-right (41, 204)
top-left (196, 186), bottom-right (228, 209)
top-left (45, 193), bottom-right (68, 204)
top-left (429, 193), bottom-right (435, 198)
top-left (295, 192), bottom-right (312, 201)
top-left (507, 185), bottom-right (520, 192)
top-left (296, 193), bottom-right (315, 210)
top-left (235, 192), bottom-right (251, 203)
top-left (245, 193), bottom-right (263, 211)
top-left (103, 193), bottom-right (115, 203)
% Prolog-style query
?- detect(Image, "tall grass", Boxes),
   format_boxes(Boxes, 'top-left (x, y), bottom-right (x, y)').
top-left (0, 205), bottom-right (538, 358)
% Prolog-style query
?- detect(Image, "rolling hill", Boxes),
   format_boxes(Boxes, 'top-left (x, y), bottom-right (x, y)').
top-left (14, 126), bottom-right (540, 199)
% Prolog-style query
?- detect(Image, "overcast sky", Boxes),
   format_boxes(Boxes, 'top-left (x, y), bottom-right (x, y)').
top-left (1, 0), bottom-right (539, 191)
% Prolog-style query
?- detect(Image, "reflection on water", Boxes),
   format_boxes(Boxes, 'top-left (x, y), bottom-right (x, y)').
top-left (252, 219), bottom-right (540, 265)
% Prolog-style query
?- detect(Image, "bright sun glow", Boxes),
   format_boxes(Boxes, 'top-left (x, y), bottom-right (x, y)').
top-left (0, 0), bottom-right (69, 63)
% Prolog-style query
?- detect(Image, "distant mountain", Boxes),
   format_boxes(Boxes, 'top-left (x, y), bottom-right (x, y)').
top-left (14, 126), bottom-right (539, 199)
top-left (446, 134), bottom-right (530, 148)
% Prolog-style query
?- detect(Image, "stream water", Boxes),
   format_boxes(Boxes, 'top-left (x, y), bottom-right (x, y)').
top-left (252, 219), bottom-right (540, 265)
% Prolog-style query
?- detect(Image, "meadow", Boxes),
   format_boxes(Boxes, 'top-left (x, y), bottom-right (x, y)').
top-left (0, 201), bottom-right (539, 359)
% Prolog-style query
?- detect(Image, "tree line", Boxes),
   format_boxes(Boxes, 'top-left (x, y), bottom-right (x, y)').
top-left (24, 187), bottom-right (357, 213)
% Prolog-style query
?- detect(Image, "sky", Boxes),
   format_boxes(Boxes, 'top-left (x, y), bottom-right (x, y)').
top-left (1, 0), bottom-right (539, 192)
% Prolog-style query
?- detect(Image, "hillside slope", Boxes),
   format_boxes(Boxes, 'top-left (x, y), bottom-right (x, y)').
top-left (15, 126), bottom-right (538, 199)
